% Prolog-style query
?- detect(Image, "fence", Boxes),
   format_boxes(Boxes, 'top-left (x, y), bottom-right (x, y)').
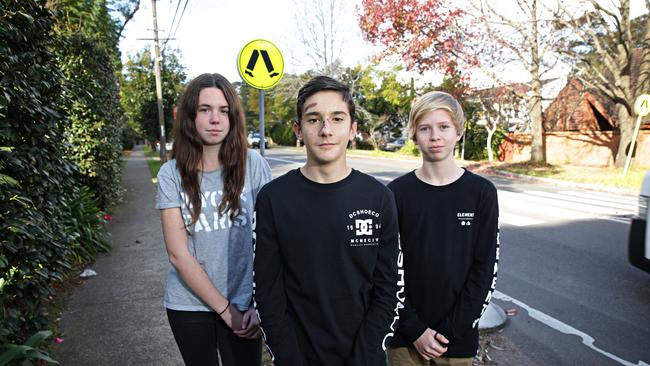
top-left (499, 130), bottom-right (650, 167)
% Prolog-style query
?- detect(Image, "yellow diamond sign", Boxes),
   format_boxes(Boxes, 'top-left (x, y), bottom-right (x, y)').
top-left (237, 39), bottom-right (284, 90)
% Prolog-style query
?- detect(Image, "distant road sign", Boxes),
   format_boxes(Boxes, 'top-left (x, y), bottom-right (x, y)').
top-left (237, 39), bottom-right (284, 90)
top-left (634, 94), bottom-right (650, 117)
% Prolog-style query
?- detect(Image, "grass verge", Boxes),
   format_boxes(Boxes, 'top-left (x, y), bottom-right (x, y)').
top-left (142, 145), bottom-right (162, 183)
top-left (495, 161), bottom-right (648, 191)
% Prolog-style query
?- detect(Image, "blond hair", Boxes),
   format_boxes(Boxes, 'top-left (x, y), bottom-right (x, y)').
top-left (407, 91), bottom-right (465, 140)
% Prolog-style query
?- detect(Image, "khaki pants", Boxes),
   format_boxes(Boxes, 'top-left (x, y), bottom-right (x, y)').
top-left (387, 347), bottom-right (473, 366)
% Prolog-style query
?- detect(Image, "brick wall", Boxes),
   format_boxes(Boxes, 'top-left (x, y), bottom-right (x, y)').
top-left (499, 130), bottom-right (650, 167)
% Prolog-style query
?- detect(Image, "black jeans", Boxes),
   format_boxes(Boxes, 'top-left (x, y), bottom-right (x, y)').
top-left (166, 308), bottom-right (262, 366)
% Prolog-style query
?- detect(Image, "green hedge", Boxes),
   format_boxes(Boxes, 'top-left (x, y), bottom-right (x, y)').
top-left (57, 34), bottom-right (125, 210)
top-left (0, 1), bottom-right (116, 344)
top-left (0, 1), bottom-right (78, 341)
top-left (462, 124), bottom-right (506, 161)
top-left (269, 122), bottom-right (297, 146)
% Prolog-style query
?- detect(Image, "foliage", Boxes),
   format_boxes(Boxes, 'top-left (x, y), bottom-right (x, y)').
top-left (0, 330), bottom-right (59, 366)
top-left (56, 33), bottom-right (125, 209)
top-left (462, 122), bottom-right (506, 161)
top-left (269, 122), bottom-right (297, 146)
top-left (0, 0), bottom-right (77, 342)
top-left (239, 73), bottom-right (304, 146)
top-left (354, 138), bottom-right (375, 150)
top-left (1, 0), bottom-right (128, 345)
top-left (120, 48), bottom-right (187, 143)
top-left (358, 0), bottom-right (556, 163)
top-left (358, 0), bottom-right (469, 74)
top-left (398, 139), bottom-right (420, 156)
top-left (64, 187), bottom-right (112, 263)
top-left (341, 64), bottom-right (414, 147)
top-left (112, 0), bottom-right (142, 39)
top-left (52, 0), bottom-right (119, 51)
top-left (142, 145), bottom-right (162, 179)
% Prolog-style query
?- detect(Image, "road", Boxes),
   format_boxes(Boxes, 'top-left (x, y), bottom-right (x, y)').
top-left (260, 147), bottom-right (650, 366)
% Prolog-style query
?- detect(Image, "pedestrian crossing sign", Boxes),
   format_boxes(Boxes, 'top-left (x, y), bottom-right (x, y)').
top-left (634, 94), bottom-right (650, 117)
top-left (237, 39), bottom-right (284, 90)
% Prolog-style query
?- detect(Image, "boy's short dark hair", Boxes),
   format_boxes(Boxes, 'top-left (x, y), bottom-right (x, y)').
top-left (296, 75), bottom-right (355, 125)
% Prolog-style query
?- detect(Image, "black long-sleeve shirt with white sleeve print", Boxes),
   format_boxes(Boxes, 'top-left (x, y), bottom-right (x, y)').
top-left (388, 169), bottom-right (499, 357)
top-left (253, 169), bottom-right (402, 365)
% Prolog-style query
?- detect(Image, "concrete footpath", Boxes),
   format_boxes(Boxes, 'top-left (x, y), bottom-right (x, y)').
top-left (51, 146), bottom-right (183, 365)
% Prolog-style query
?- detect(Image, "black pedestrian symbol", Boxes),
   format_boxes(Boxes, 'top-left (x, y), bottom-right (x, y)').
top-left (245, 49), bottom-right (279, 78)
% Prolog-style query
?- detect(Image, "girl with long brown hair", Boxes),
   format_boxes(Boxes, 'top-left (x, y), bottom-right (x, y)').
top-left (156, 73), bottom-right (271, 365)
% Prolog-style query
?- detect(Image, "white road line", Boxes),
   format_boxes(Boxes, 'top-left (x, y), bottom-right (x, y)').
top-left (560, 190), bottom-right (638, 206)
top-left (266, 157), bottom-right (303, 166)
top-left (598, 216), bottom-right (631, 224)
top-left (493, 290), bottom-right (650, 366)
top-left (499, 213), bottom-right (544, 227)
top-left (499, 191), bottom-right (622, 217)
top-left (526, 190), bottom-right (636, 213)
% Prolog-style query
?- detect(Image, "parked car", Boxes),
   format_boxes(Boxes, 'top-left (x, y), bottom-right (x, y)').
top-left (381, 137), bottom-right (406, 152)
top-left (629, 169), bottom-right (650, 273)
top-left (247, 132), bottom-right (268, 149)
top-left (154, 141), bottom-right (174, 152)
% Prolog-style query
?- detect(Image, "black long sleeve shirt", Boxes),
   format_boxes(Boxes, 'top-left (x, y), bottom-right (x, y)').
top-left (388, 169), bottom-right (499, 357)
top-left (253, 169), bottom-right (402, 365)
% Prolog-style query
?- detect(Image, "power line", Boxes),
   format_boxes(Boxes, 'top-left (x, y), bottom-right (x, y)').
top-left (165, 0), bottom-right (182, 45)
top-left (164, 0), bottom-right (189, 49)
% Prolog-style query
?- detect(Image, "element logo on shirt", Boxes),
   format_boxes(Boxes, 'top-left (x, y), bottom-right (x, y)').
top-left (346, 209), bottom-right (381, 247)
top-left (457, 211), bottom-right (474, 227)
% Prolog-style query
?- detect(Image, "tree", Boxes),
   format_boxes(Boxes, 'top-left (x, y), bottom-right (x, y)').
top-left (291, 0), bottom-right (351, 77)
top-left (112, 0), bottom-right (141, 39)
top-left (552, 0), bottom-right (650, 167)
top-left (358, 0), bottom-right (467, 74)
top-left (358, 0), bottom-right (562, 163)
top-left (341, 64), bottom-right (414, 148)
top-left (120, 48), bottom-right (186, 144)
top-left (471, 85), bottom-right (527, 161)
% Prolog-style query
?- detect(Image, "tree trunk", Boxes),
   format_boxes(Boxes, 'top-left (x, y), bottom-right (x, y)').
top-left (528, 0), bottom-right (545, 163)
top-left (614, 105), bottom-right (635, 167)
top-left (486, 125), bottom-right (496, 162)
top-left (487, 130), bottom-right (494, 161)
top-left (529, 86), bottom-right (545, 163)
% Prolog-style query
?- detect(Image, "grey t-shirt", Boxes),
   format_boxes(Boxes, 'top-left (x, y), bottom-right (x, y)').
top-left (156, 149), bottom-right (271, 312)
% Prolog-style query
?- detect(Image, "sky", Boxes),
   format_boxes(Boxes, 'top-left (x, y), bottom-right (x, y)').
top-left (119, 0), bottom-right (649, 93)
top-left (119, 0), bottom-right (373, 83)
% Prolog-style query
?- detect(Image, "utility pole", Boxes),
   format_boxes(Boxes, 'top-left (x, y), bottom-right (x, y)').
top-left (151, 0), bottom-right (167, 162)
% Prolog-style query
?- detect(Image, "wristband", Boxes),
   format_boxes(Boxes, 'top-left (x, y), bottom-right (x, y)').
top-left (218, 300), bottom-right (230, 316)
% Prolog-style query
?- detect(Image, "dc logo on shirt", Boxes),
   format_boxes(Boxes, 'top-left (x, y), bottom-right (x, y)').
top-left (355, 219), bottom-right (373, 236)
top-left (346, 209), bottom-right (381, 247)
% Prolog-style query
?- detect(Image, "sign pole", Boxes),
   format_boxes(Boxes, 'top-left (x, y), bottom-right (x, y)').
top-left (259, 89), bottom-right (265, 157)
top-left (623, 115), bottom-right (643, 177)
top-left (623, 94), bottom-right (650, 177)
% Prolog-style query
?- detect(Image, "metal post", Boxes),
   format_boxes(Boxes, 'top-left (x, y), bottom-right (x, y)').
top-left (151, 0), bottom-right (167, 162)
top-left (259, 89), bottom-right (265, 157)
top-left (623, 115), bottom-right (643, 177)
top-left (461, 122), bottom-right (467, 161)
